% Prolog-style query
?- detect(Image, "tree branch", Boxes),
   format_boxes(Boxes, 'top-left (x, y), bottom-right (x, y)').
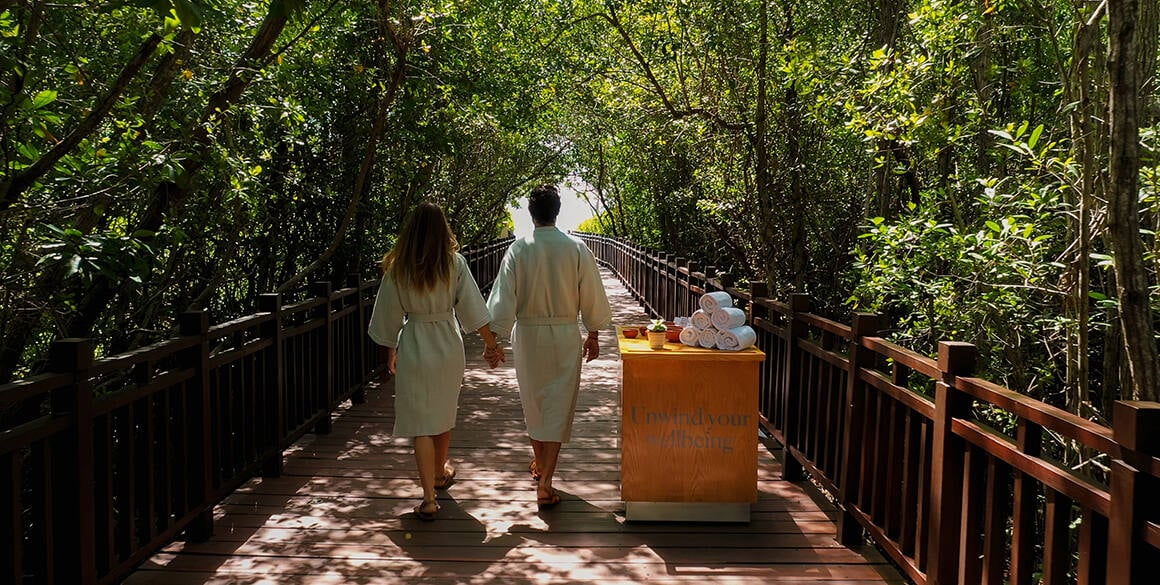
top-left (0, 32), bottom-right (161, 210)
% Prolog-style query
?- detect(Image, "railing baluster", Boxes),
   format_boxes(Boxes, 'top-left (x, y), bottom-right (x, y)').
top-left (257, 295), bottom-right (285, 477)
top-left (1043, 489), bottom-right (1073, 585)
top-left (311, 282), bottom-right (334, 435)
top-left (958, 445), bottom-right (986, 584)
top-left (1078, 506), bottom-right (1109, 585)
top-left (1011, 419), bottom-right (1043, 585)
top-left (837, 313), bottom-right (879, 544)
top-left (981, 457), bottom-right (1009, 585)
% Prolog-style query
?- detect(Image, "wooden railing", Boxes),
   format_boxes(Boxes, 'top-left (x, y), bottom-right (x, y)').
top-left (0, 237), bottom-right (512, 585)
top-left (576, 232), bottom-right (1160, 585)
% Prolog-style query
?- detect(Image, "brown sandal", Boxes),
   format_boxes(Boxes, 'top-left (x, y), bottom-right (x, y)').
top-left (414, 499), bottom-right (439, 521)
top-left (434, 465), bottom-right (456, 489)
top-left (536, 487), bottom-right (561, 509)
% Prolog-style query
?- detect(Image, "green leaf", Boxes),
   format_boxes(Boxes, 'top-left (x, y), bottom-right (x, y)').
top-left (1027, 124), bottom-right (1044, 149)
top-left (985, 220), bottom-right (1001, 232)
top-left (31, 90), bottom-right (57, 109)
top-left (171, 0), bottom-right (202, 29)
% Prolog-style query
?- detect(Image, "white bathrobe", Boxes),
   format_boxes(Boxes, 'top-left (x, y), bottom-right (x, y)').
top-left (368, 253), bottom-right (491, 437)
top-left (487, 227), bottom-right (613, 442)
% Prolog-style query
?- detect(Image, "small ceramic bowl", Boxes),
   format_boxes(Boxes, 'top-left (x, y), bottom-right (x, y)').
top-left (638, 325), bottom-right (649, 336)
top-left (665, 326), bottom-right (683, 343)
top-left (623, 328), bottom-right (638, 339)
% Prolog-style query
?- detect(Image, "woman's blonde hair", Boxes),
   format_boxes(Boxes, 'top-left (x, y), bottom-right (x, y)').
top-left (380, 202), bottom-right (459, 292)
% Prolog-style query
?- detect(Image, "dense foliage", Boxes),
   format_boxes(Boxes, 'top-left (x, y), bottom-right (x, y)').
top-left (2, 1), bottom-right (1157, 413)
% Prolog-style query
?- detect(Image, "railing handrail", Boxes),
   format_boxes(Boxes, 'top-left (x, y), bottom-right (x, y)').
top-left (574, 230), bottom-right (1160, 585)
top-left (0, 237), bottom-right (513, 585)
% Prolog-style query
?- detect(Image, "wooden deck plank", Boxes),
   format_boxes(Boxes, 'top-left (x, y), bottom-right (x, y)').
top-left (125, 269), bottom-right (905, 584)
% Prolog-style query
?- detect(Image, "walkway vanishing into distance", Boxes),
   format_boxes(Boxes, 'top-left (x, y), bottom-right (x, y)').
top-left (124, 269), bottom-right (905, 584)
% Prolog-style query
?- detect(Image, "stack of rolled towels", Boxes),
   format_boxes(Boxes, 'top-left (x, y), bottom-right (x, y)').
top-left (678, 291), bottom-right (757, 351)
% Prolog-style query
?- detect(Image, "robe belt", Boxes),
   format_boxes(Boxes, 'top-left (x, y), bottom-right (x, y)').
top-left (406, 311), bottom-right (454, 322)
top-left (517, 316), bottom-right (577, 326)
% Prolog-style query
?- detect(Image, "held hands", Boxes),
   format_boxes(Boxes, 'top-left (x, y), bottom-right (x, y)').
top-left (483, 343), bottom-right (506, 368)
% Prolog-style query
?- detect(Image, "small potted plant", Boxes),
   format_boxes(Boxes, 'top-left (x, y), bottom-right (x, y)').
top-left (646, 319), bottom-right (668, 349)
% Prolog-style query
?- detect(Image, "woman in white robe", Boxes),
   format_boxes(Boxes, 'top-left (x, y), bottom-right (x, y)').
top-left (486, 185), bottom-right (612, 507)
top-left (368, 202), bottom-right (502, 520)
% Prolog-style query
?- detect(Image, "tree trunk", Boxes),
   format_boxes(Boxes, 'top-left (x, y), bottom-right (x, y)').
top-left (139, 29), bottom-right (196, 128)
top-left (754, 0), bottom-right (777, 282)
top-left (1107, 0), bottom-right (1160, 402)
top-left (1063, 2), bottom-right (1104, 415)
top-left (1137, 0), bottom-right (1159, 122)
top-left (782, 6), bottom-right (807, 291)
top-left (971, 0), bottom-right (994, 178)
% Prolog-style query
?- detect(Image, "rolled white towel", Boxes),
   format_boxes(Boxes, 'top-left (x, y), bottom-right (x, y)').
top-left (697, 327), bottom-right (719, 349)
top-left (710, 307), bottom-right (746, 330)
top-left (717, 326), bottom-right (757, 351)
top-left (679, 326), bottom-right (701, 347)
top-left (690, 309), bottom-right (712, 330)
top-left (699, 291), bottom-right (733, 313)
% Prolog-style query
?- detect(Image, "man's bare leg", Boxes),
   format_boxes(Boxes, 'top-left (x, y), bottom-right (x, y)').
top-left (532, 438), bottom-right (562, 501)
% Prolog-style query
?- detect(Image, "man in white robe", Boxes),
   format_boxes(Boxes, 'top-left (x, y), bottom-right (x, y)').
top-left (487, 184), bottom-right (612, 507)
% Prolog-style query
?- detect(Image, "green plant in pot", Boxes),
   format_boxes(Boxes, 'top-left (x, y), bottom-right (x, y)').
top-left (646, 319), bottom-right (668, 349)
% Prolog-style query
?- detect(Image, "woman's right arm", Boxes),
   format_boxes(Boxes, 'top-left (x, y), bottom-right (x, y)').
top-left (368, 275), bottom-right (405, 379)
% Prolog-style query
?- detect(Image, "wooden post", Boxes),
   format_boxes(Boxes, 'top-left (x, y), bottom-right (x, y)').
top-left (348, 273), bottom-right (367, 405)
top-left (781, 293), bottom-right (811, 482)
top-left (658, 253), bottom-right (670, 319)
top-left (748, 282), bottom-right (769, 305)
top-left (1106, 400), bottom-right (1160, 585)
top-left (674, 257), bottom-right (687, 318)
top-left (836, 312), bottom-right (880, 544)
top-left (257, 294), bottom-right (285, 477)
top-left (645, 249), bottom-right (656, 315)
top-left (48, 339), bottom-right (97, 585)
top-left (1010, 418), bottom-right (1043, 585)
top-left (687, 260), bottom-right (700, 317)
top-left (926, 341), bottom-right (976, 585)
top-left (178, 311), bottom-right (215, 540)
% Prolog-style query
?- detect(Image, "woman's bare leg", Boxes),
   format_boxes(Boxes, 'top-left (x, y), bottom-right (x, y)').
top-left (414, 436), bottom-right (437, 509)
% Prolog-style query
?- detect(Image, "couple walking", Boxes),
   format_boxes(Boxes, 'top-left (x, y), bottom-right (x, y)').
top-left (367, 185), bottom-right (612, 520)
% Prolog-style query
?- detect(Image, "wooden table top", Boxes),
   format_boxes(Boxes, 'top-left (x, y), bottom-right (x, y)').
top-left (616, 326), bottom-right (765, 362)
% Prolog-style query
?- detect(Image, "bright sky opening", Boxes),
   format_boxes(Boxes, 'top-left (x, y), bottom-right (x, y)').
top-left (509, 179), bottom-right (598, 238)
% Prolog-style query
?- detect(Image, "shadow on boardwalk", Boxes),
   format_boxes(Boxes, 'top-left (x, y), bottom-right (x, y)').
top-left (125, 270), bottom-right (905, 584)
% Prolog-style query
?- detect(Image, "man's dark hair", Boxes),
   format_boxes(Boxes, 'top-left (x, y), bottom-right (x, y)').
top-left (528, 184), bottom-right (561, 225)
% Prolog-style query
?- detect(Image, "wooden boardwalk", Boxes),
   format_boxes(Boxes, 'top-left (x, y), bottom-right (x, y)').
top-left (125, 270), bottom-right (905, 585)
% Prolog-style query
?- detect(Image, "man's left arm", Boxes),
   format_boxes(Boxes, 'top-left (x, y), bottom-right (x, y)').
top-left (578, 245), bottom-right (612, 363)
